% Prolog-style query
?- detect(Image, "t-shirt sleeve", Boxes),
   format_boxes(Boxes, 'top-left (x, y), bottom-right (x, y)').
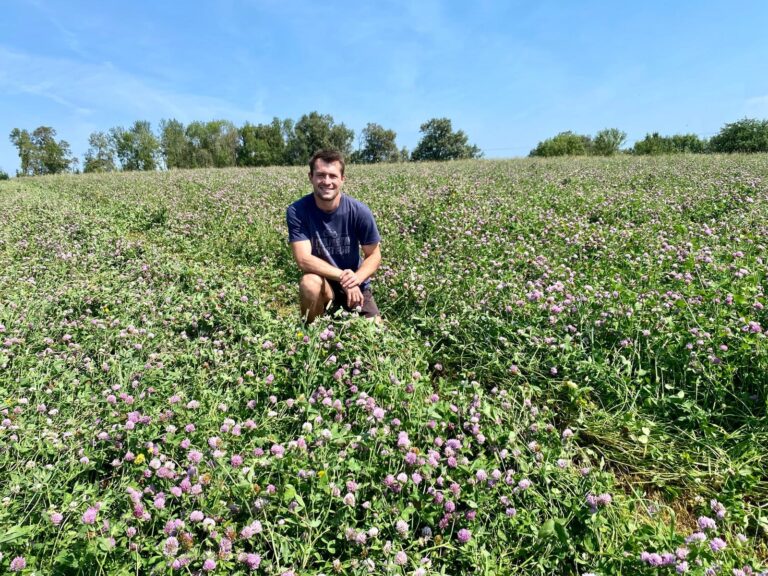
top-left (356, 204), bottom-right (381, 246)
top-left (286, 203), bottom-right (309, 243)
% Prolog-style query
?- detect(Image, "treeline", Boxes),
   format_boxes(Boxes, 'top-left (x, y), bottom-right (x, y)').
top-left (529, 118), bottom-right (768, 157)
top-left (6, 113), bottom-right (481, 177)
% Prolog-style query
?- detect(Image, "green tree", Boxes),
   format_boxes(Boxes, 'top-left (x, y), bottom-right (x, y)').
top-left (529, 131), bottom-right (592, 157)
top-left (83, 131), bottom-right (117, 173)
top-left (9, 128), bottom-right (34, 176)
top-left (110, 121), bottom-right (160, 171)
top-left (709, 118), bottom-right (768, 153)
top-left (351, 123), bottom-right (400, 163)
top-left (0, 169), bottom-right (9, 180)
top-left (411, 118), bottom-right (482, 161)
top-left (183, 120), bottom-right (239, 168)
top-left (237, 118), bottom-right (287, 166)
top-left (9, 126), bottom-right (74, 175)
top-left (284, 112), bottom-right (354, 165)
top-left (592, 128), bottom-right (626, 156)
top-left (632, 132), bottom-right (708, 155)
top-left (159, 119), bottom-right (189, 169)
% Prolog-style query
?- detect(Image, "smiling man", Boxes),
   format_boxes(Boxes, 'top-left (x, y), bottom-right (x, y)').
top-left (286, 149), bottom-right (382, 323)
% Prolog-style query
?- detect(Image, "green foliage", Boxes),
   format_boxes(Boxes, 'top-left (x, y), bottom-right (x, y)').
top-left (83, 131), bottom-right (117, 173)
top-left (633, 132), bottom-right (709, 155)
top-left (9, 126), bottom-right (76, 175)
top-left (592, 128), bottom-right (627, 156)
top-left (237, 118), bottom-right (287, 167)
top-left (710, 117), bottom-right (768, 153)
top-left (284, 112), bottom-right (354, 166)
top-left (0, 169), bottom-right (9, 180)
top-left (159, 118), bottom-right (188, 169)
top-left (411, 117), bottom-right (482, 161)
top-left (1, 157), bottom-right (768, 574)
top-left (109, 120), bottom-right (160, 171)
top-left (350, 123), bottom-right (400, 164)
top-left (185, 120), bottom-right (239, 168)
top-left (529, 131), bottom-right (593, 157)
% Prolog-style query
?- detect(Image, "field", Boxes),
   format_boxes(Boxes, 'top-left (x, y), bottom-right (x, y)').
top-left (1, 156), bottom-right (767, 575)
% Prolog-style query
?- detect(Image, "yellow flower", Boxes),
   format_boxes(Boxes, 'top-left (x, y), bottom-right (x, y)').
top-left (317, 470), bottom-right (326, 478)
top-left (297, 331), bottom-right (304, 339)
top-left (134, 453), bottom-right (145, 465)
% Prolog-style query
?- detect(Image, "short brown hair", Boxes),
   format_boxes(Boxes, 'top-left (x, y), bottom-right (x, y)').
top-left (309, 149), bottom-right (345, 176)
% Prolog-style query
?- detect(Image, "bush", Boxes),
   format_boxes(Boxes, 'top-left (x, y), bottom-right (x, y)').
top-left (710, 118), bottom-right (768, 153)
top-left (529, 131), bottom-right (592, 157)
top-left (633, 133), bottom-right (708, 155)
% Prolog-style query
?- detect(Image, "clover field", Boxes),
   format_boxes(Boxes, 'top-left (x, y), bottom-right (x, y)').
top-left (1, 155), bottom-right (767, 575)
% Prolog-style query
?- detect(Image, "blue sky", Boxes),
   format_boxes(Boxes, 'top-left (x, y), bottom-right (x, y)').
top-left (1, 0), bottom-right (767, 174)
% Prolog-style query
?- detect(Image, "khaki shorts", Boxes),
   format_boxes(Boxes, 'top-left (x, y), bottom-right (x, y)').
top-left (326, 279), bottom-right (380, 318)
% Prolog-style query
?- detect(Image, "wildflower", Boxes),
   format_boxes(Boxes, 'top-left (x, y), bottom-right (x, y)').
top-left (9, 556), bottom-right (26, 571)
top-left (82, 505), bottom-right (100, 525)
top-left (164, 536), bottom-right (180, 557)
top-left (394, 551), bottom-right (408, 565)
top-left (710, 537), bottom-right (726, 552)
top-left (396, 520), bottom-right (409, 536)
top-left (456, 528), bottom-right (472, 544)
top-left (698, 516), bottom-right (717, 531)
top-left (50, 512), bottom-right (64, 525)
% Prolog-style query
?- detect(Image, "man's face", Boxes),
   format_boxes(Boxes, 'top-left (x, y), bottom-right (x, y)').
top-left (309, 159), bottom-right (345, 205)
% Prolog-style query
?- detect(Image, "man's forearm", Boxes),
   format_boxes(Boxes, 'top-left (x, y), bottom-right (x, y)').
top-left (295, 253), bottom-right (343, 281)
top-left (353, 251), bottom-right (382, 284)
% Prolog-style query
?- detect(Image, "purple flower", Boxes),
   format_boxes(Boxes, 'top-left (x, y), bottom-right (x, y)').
top-left (82, 505), bottom-right (99, 524)
top-left (239, 553), bottom-right (261, 570)
top-left (457, 528), bottom-right (472, 544)
top-left (698, 516), bottom-right (717, 531)
top-left (202, 559), bottom-right (216, 571)
top-left (394, 550), bottom-right (408, 565)
top-left (50, 512), bottom-right (64, 525)
top-left (709, 537), bottom-right (726, 552)
top-left (9, 557), bottom-right (27, 572)
top-left (163, 536), bottom-right (180, 557)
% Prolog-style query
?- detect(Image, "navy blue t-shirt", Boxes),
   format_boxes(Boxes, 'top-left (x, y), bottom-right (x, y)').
top-left (286, 194), bottom-right (381, 289)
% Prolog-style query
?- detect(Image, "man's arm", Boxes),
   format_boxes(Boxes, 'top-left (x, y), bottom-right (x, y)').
top-left (339, 243), bottom-right (381, 290)
top-left (290, 240), bottom-right (344, 281)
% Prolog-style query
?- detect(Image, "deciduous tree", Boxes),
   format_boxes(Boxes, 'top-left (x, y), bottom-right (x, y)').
top-left (351, 123), bottom-right (399, 164)
top-left (83, 131), bottom-right (117, 173)
top-left (284, 112), bottom-right (354, 165)
top-left (411, 118), bottom-right (481, 161)
top-left (110, 121), bottom-right (160, 171)
top-left (709, 118), bottom-right (768, 153)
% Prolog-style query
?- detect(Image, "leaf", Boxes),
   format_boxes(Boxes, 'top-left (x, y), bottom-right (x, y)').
top-left (538, 519), bottom-right (555, 538)
top-left (0, 525), bottom-right (33, 544)
top-left (554, 520), bottom-right (570, 546)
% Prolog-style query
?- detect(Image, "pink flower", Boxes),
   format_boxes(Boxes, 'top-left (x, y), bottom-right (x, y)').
top-left (9, 556), bottom-right (27, 571)
top-left (82, 505), bottom-right (99, 524)
top-left (457, 528), bottom-right (472, 544)
top-left (50, 512), bottom-right (64, 525)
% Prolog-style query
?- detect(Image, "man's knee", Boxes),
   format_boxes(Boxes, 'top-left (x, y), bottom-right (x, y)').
top-left (299, 274), bottom-right (326, 299)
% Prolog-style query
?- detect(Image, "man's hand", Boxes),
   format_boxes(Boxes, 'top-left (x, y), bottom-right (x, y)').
top-left (343, 285), bottom-right (364, 309)
top-left (339, 269), bottom-right (361, 290)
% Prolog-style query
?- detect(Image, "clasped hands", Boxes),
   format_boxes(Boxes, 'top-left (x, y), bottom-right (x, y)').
top-left (339, 269), bottom-right (363, 309)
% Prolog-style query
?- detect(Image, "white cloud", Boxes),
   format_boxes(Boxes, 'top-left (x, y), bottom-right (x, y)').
top-left (0, 47), bottom-right (267, 124)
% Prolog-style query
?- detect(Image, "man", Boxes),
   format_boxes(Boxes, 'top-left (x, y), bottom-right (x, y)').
top-left (286, 149), bottom-right (382, 323)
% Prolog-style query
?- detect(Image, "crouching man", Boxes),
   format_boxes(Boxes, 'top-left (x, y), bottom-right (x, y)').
top-left (286, 149), bottom-right (382, 323)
